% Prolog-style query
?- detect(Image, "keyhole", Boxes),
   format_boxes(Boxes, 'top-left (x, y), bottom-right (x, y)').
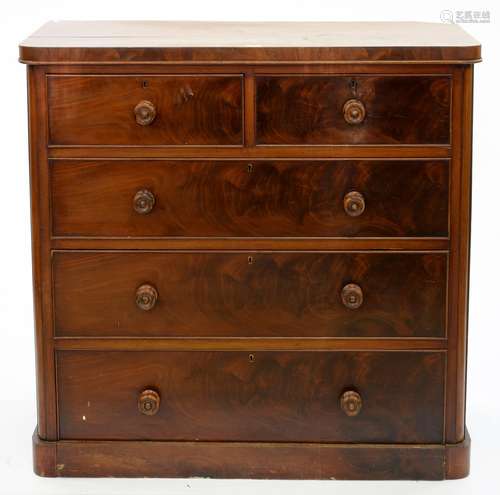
top-left (349, 78), bottom-right (358, 94)
top-left (142, 80), bottom-right (149, 89)
top-left (248, 354), bottom-right (255, 363)
top-left (248, 256), bottom-right (255, 265)
top-left (247, 163), bottom-right (253, 173)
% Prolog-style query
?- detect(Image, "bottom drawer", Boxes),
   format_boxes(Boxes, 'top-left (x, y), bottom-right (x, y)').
top-left (57, 351), bottom-right (445, 443)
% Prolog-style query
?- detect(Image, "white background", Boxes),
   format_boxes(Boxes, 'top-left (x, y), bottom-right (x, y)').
top-left (0, 1), bottom-right (498, 493)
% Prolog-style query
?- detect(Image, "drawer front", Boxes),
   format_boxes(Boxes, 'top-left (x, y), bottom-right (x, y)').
top-left (53, 252), bottom-right (447, 338)
top-left (47, 75), bottom-right (243, 145)
top-left (57, 350), bottom-right (445, 443)
top-left (51, 160), bottom-right (449, 238)
top-left (256, 76), bottom-right (451, 145)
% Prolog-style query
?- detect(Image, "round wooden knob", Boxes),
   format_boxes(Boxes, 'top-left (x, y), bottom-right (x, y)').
top-left (134, 100), bottom-right (156, 126)
top-left (133, 190), bottom-right (155, 215)
top-left (343, 99), bottom-right (366, 125)
top-left (343, 191), bottom-right (365, 217)
top-left (341, 283), bottom-right (363, 309)
top-left (135, 284), bottom-right (158, 311)
top-left (340, 390), bottom-right (362, 417)
top-left (138, 389), bottom-right (160, 416)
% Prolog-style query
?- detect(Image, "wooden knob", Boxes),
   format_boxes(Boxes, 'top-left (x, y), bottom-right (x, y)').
top-left (138, 389), bottom-right (160, 416)
top-left (340, 390), bottom-right (362, 417)
top-left (343, 99), bottom-right (366, 125)
top-left (341, 283), bottom-right (363, 309)
top-left (344, 191), bottom-right (365, 217)
top-left (134, 100), bottom-right (156, 126)
top-left (133, 189), bottom-right (155, 215)
top-left (135, 284), bottom-right (158, 311)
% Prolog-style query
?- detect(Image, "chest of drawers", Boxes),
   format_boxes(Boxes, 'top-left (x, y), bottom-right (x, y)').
top-left (20, 21), bottom-right (480, 480)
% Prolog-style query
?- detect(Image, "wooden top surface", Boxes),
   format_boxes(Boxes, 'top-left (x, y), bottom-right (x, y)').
top-left (19, 21), bottom-right (481, 64)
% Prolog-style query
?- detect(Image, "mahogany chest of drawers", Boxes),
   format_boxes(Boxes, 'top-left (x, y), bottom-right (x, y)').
top-left (20, 21), bottom-right (480, 480)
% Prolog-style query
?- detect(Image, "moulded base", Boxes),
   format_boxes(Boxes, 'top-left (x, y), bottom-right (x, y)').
top-left (33, 428), bottom-right (470, 480)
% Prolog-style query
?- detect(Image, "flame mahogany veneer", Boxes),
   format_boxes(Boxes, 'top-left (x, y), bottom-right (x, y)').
top-left (20, 21), bottom-right (479, 479)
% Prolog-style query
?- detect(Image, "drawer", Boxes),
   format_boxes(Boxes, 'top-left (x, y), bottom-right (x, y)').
top-left (47, 75), bottom-right (243, 145)
top-left (53, 251), bottom-right (447, 338)
top-left (57, 350), bottom-right (445, 443)
top-left (256, 76), bottom-right (451, 145)
top-left (51, 159), bottom-right (449, 238)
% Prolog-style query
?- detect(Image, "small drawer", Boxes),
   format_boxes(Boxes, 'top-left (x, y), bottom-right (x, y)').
top-left (53, 251), bottom-right (447, 338)
top-left (57, 350), bottom-right (445, 443)
top-left (256, 76), bottom-right (451, 145)
top-left (47, 75), bottom-right (243, 145)
top-left (51, 159), bottom-right (449, 238)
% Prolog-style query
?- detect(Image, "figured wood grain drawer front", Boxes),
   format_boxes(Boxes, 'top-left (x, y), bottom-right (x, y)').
top-left (51, 159), bottom-right (449, 238)
top-left (57, 350), bottom-right (445, 443)
top-left (47, 75), bottom-right (243, 145)
top-left (53, 251), bottom-right (447, 338)
top-left (256, 76), bottom-right (451, 145)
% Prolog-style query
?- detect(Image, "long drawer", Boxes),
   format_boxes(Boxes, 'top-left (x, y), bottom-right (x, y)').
top-left (57, 350), bottom-right (445, 443)
top-left (51, 159), bottom-right (449, 238)
top-left (47, 75), bottom-right (243, 145)
top-left (256, 75), bottom-right (451, 145)
top-left (53, 251), bottom-right (447, 338)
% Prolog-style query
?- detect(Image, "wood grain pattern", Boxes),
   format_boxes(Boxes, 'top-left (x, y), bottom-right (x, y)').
top-left (20, 22), bottom-right (478, 479)
top-left (56, 350), bottom-right (445, 443)
top-left (51, 159), bottom-right (449, 238)
top-left (47, 75), bottom-right (243, 145)
top-left (48, 144), bottom-right (452, 159)
top-left (20, 45), bottom-right (482, 65)
top-left (27, 66), bottom-right (58, 440)
top-left (445, 429), bottom-right (471, 479)
top-left (256, 76), bottom-right (451, 145)
top-left (21, 21), bottom-right (481, 49)
top-left (51, 238), bottom-right (450, 251)
top-left (445, 65), bottom-right (474, 444)
top-left (34, 434), bottom-right (448, 479)
top-left (54, 337), bottom-right (448, 352)
top-left (33, 63), bottom-right (459, 75)
top-left (53, 251), bottom-right (447, 338)
top-left (33, 428), bottom-right (472, 479)
top-left (19, 21), bottom-right (482, 65)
